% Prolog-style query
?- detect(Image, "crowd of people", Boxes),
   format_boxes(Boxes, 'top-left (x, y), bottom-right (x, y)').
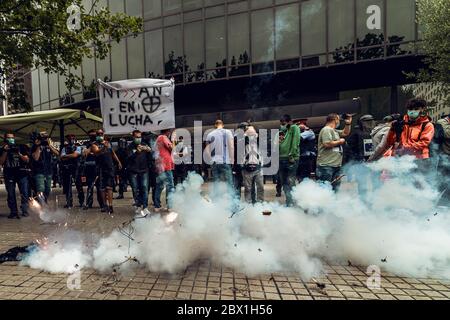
top-left (0, 98), bottom-right (449, 219)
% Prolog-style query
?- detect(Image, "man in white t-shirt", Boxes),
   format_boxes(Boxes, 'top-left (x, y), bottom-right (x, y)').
top-left (205, 120), bottom-right (234, 186)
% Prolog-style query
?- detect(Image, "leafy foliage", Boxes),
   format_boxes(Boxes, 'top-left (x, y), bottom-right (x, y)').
top-left (0, 0), bottom-right (143, 111)
top-left (414, 0), bottom-right (450, 102)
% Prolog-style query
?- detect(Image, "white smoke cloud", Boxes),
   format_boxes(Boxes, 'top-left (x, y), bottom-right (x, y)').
top-left (20, 157), bottom-right (450, 280)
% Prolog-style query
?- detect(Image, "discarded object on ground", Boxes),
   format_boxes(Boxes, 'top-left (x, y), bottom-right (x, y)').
top-left (262, 210), bottom-right (272, 216)
top-left (0, 244), bottom-right (35, 263)
top-left (311, 277), bottom-right (326, 290)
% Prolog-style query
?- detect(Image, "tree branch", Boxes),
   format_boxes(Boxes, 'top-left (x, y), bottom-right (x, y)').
top-left (0, 28), bottom-right (41, 34)
top-left (0, 0), bottom-right (30, 14)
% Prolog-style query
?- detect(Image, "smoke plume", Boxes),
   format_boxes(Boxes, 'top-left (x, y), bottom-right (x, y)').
top-left (21, 156), bottom-right (450, 280)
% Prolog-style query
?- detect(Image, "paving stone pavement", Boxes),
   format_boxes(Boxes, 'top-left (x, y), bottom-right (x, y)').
top-left (0, 183), bottom-right (449, 300)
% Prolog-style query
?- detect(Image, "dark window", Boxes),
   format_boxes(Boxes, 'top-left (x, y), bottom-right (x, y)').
top-left (145, 29), bottom-right (164, 78)
top-left (228, 12), bottom-right (250, 77)
top-left (301, 0), bottom-right (326, 57)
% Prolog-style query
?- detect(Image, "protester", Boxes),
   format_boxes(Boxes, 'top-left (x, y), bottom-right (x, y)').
top-left (81, 129), bottom-right (104, 210)
top-left (31, 131), bottom-right (59, 203)
top-left (143, 132), bottom-right (158, 206)
top-left (174, 136), bottom-right (190, 185)
top-left (89, 129), bottom-right (122, 214)
top-left (296, 121), bottom-right (317, 181)
top-left (115, 138), bottom-right (128, 199)
top-left (368, 114), bottom-right (399, 162)
top-left (233, 122), bottom-right (249, 199)
top-left (274, 131), bottom-right (286, 197)
top-left (60, 134), bottom-right (83, 209)
top-left (278, 114), bottom-right (300, 207)
top-left (434, 113), bottom-right (450, 202)
top-left (384, 99), bottom-right (434, 163)
top-left (0, 132), bottom-right (31, 219)
top-left (205, 120), bottom-right (235, 187)
top-left (127, 130), bottom-right (152, 215)
top-left (154, 129), bottom-right (175, 212)
top-left (316, 113), bottom-right (352, 189)
top-left (241, 125), bottom-right (264, 203)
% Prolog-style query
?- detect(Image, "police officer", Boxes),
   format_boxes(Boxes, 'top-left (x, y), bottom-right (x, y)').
top-left (0, 132), bottom-right (31, 219)
top-left (60, 134), bottom-right (84, 209)
top-left (82, 129), bottom-right (104, 210)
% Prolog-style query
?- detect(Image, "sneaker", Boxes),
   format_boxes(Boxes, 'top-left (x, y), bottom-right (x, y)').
top-left (82, 206), bottom-right (89, 211)
top-left (21, 212), bottom-right (29, 217)
top-left (153, 207), bottom-right (162, 213)
top-left (100, 206), bottom-right (108, 213)
top-left (108, 206), bottom-right (114, 214)
top-left (8, 214), bottom-right (20, 219)
top-left (141, 208), bottom-right (151, 217)
top-left (276, 192), bottom-right (282, 197)
top-left (64, 204), bottom-right (73, 209)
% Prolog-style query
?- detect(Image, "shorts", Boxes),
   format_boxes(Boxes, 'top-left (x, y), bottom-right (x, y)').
top-left (99, 171), bottom-right (114, 190)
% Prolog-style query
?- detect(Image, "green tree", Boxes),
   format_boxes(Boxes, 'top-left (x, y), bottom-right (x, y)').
top-left (0, 0), bottom-right (143, 111)
top-left (414, 0), bottom-right (450, 101)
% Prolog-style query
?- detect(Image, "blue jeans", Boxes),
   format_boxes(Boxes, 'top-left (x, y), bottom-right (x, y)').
top-left (279, 160), bottom-right (299, 207)
top-left (34, 174), bottom-right (52, 202)
top-left (316, 166), bottom-right (342, 190)
top-left (154, 170), bottom-right (175, 209)
top-left (5, 175), bottom-right (29, 215)
top-left (129, 172), bottom-right (149, 209)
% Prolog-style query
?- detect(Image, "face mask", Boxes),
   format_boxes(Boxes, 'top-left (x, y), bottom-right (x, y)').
top-left (408, 110), bottom-right (420, 120)
top-left (6, 138), bottom-right (15, 145)
top-left (134, 138), bottom-right (142, 145)
top-left (96, 136), bottom-right (104, 143)
top-left (280, 125), bottom-right (287, 132)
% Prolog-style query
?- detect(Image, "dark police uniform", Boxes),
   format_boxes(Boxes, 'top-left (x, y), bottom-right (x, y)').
top-left (60, 143), bottom-right (84, 207)
top-left (82, 140), bottom-right (104, 209)
top-left (0, 144), bottom-right (31, 217)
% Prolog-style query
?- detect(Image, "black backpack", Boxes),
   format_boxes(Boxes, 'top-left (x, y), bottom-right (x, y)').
top-left (433, 122), bottom-right (445, 146)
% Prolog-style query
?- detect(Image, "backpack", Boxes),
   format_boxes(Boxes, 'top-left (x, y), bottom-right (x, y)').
top-left (244, 135), bottom-right (261, 171)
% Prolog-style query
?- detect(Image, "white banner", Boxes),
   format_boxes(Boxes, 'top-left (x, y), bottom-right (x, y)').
top-left (98, 78), bottom-right (175, 135)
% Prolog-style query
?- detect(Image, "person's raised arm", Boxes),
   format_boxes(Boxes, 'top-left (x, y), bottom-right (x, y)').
top-left (340, 117), bottom-right (353, 138)
top-left (321, 129), bottom-right (345, 149)
top-left (18, 146), bottom-right (29, 163)
top-left (90, 143), bottom-right (100, 155)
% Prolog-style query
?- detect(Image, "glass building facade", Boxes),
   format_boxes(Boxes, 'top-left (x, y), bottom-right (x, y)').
top-left (31, 0), bottom-right (420, 111)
